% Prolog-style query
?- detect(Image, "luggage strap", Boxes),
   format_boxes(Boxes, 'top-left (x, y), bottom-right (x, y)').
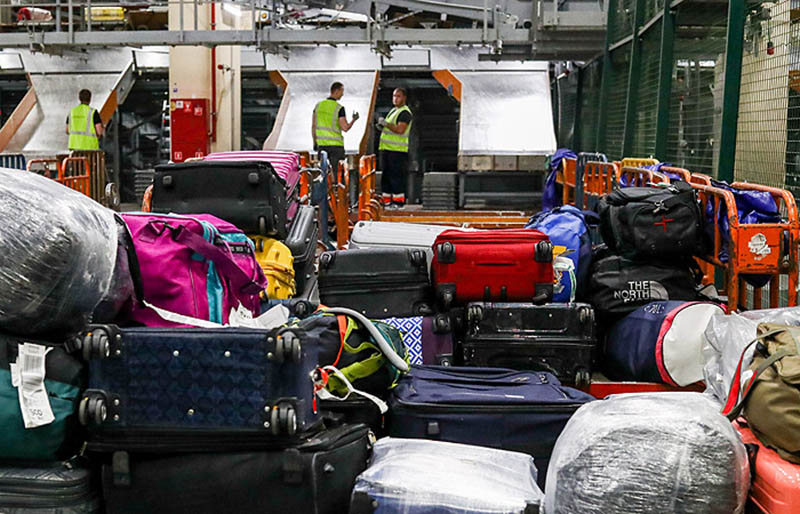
top-left (314, 365), bottom-right (388, 414)
top-left (722, 328), bottom-right (796, 420)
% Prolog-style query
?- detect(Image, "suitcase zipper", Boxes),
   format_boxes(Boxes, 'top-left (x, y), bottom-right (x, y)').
top-left (391, 398), bottom-right (581, 412)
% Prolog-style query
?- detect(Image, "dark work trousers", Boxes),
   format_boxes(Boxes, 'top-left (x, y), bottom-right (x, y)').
top-left (381, 150), bottom-right (409, 203)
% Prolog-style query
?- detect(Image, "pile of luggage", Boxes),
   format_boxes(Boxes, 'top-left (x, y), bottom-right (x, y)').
top-left (0, 153), bottom-right (783, 514)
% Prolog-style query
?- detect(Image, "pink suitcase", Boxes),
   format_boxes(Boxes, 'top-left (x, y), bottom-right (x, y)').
top-left (205, 151), bottom-right (301, 220)
top-left (734, 420), bottom-right (800, 514)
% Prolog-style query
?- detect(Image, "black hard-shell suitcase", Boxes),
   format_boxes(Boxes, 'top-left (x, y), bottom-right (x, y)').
top-left (151, 160), bottom-right (289, 238)
top-left (100, 423), bottom-right (371, 514)
top-left (0, 459), bottom-right (100, 513)
top-left (463, 303), bottom-right (596, 386)
top-left (285, 205), bottom-right (318, 294)
top-left (75, 324), bottom-right (318, 443)
top-left (318, 248), bottom-right (434, 318)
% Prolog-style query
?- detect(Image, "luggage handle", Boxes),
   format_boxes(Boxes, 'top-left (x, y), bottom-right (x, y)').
top-left (321, 307), bottom-right (409, 372)
top-left (154, 221), bottom-right (264, 295)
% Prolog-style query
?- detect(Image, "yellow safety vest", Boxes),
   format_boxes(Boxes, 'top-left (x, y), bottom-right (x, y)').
top-left (68, 104), bottom-right (99, 150)
top-left (379, 105), bottom-right (412, 153)
top-left (314, 99), bottom-right (344, 147)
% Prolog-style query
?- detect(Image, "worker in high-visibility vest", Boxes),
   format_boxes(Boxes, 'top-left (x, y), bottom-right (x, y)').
top-left (377, 87), bottom-right (413, 208)
top-left (66, 89), bottom-right (104, 151)
top-left (312, 81), bottom-right (359, 173)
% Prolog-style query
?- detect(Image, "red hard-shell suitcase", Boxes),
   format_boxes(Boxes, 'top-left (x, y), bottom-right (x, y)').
top-left (431, 229), bottom-right (554, 307)
top-left (734, 420), bottom-right (800, 514)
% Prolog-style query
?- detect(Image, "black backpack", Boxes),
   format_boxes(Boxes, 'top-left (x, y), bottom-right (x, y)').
top-left (588, 252), bottom-right (702, 322)
top-left (597, 182), bottom-right (704, 260)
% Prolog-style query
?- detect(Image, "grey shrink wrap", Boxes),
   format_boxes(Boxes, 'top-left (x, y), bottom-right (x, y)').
top-left (544, 392), bottom-right (749, 514)
top-left (703, 306), bottom-right (800, 405)
top-left (0, 168), bottom-right (117, 337)
top-left (352, 438), bottom-right (543, 514)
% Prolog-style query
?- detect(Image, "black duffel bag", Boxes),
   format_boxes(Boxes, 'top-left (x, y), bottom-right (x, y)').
top-left (597, 182), bottom-right (703, 260)
top-left (588, 251), bottom-right (701, 322)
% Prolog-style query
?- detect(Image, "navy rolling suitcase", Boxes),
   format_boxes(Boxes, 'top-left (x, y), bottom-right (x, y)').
top-left (101, 423), bottom-right (371, 514)
top-left (387, 366), bottom-right (594, 485)
top-left (75, 324), bottom-right (319, 443)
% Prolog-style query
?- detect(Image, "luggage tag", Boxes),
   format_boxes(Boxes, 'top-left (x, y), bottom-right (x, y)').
top-left (10, 343), bottom-right (55, 429)
top-left (228, 303), bottom-right (290, 329)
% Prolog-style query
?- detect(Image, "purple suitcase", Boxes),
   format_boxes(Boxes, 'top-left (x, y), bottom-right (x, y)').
top-left (381, 312), bottom-right (459, 366)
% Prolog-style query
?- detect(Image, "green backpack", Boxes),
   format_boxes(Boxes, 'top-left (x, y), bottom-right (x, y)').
top-left (0, 336), bottom-right (85, 460)
top-left (294, 309), bottom-right (409, 398)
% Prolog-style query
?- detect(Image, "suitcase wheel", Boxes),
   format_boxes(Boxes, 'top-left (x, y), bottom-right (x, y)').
top-left (319, 252), bottom-right (334, 269)
top-left (273, 330), bottom-right (302, 363)
top-left (438, 286), bottom-right (455, 308)
top-left (270, 403), bottom-right (297, 436)
top-left (78, 392), bottom-right (108, 426)
top-left (433, 313), bottom-right (451, 333)
top-left (259, 216), bottom-right (271, 236)
top-left (80, 329), bottom-right (111, 361)
top-left (534, 240), bottom-right (553, 263)
top-left (437, 242), bottom-right (456, 264)
top-left (408, 249), bottom-right (425, 268)
top-left (466, 304), bottom-right (483, 324)
top-left (574, 368), bottom-right (591, 388)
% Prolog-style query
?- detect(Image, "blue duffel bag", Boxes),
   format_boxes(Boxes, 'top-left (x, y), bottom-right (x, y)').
top-left (605, 300), bottom-right (725, 386)
top-left (526, 205), bottom-right (596, 302)
top-left (387, 365), bottom-right (594, 487)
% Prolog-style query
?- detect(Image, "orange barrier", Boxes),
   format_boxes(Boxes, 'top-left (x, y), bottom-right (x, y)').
top-left (26, 158), bottom-right (62, 180)
top-left (659, 166), bottom-right (692, 182)
top-left (328, 160), bottom-right (351, 249)
top-left (26, 157), bottom-right (91, 198)
top-left (142, 184), bottom-right (153, 212)
top-left (298, 153), bottom-right (311, 204)
top-left (619, 166), bottom-right (669, 187)
top-left (694, 183), bottom-right (798, 311)
top-left (358, 154), bottom-right (380, 221)
top-left (60, 156), bottom-right (91, 197)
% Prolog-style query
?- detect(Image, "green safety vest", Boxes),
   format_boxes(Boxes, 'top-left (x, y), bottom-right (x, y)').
top-left (379, 105), bottom-right (412, 153)
top-left (314, 99), bottom-right (344, 147)
top-left (68, 104), bottom-right (99, 150)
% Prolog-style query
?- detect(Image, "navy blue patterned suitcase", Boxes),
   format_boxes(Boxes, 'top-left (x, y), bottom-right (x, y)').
top-left (387, 366), bottom-right (594, 486)
top-left (74, 324), bottom-right (319, 445)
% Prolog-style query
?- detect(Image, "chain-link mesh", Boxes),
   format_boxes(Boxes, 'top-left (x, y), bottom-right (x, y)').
top-left (604, 45), bottom-right (632, 160)
top-left (630, 19), bottom-right (662, 157)
top-left (734, 0), bottom-right (790, 188)
top-left (608, 0), bottom-right (637, 45)
top-left (577, 59), bottom-right (603, 151)
top-left (664, 1), bottom-right (728, 175)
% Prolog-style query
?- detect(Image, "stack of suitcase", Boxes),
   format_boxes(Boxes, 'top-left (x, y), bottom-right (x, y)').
top-left (422, 172), bottom-right (459, 210)
top-left (150, 156), bottom-right (320, 301)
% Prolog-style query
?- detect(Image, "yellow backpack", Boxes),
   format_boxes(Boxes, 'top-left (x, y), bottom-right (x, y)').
top-left (251, 236), bottom-right (296, 299)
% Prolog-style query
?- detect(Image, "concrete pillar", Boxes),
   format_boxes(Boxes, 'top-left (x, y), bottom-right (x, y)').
top-left (168, 1), bottom-right (245, 153)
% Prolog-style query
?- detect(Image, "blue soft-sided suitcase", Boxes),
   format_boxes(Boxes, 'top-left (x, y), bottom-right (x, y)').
top-left (76, 324), bottom-right (319, 447)
top-left (387, 366), bottom-right (594, 486)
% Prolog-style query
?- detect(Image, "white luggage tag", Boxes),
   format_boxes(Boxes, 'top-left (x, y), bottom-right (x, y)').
top-left (11, 343), bottom-right (55, 429)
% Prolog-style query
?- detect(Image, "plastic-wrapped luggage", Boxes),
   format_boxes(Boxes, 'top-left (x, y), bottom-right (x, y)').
top-left (351, 438), bottom-right (544, 514)
top-left (0, 168), bottom-right (117, 337)
top-left (702, 306), bottom-right (800, 404)
top-left (545, 392), bottom-right (749, 514)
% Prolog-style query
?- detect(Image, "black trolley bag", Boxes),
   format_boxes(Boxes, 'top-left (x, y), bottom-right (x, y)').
top-left (285, 205), bottom-right (319, 294)
top-left (387, 365), bottom-right (594, 486)
top-left (98, 423), bottom-right (371, 514)
top-left (151, 160), bottom-right (289, 238)
top-left (318, 248), bottom-right (434, 318)
top-left (462, 302), bottom-right (596, 387)
top-left (597, 181), bottom-right (704, 260)
top-left (74, 323), bottom-right (319, 441)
